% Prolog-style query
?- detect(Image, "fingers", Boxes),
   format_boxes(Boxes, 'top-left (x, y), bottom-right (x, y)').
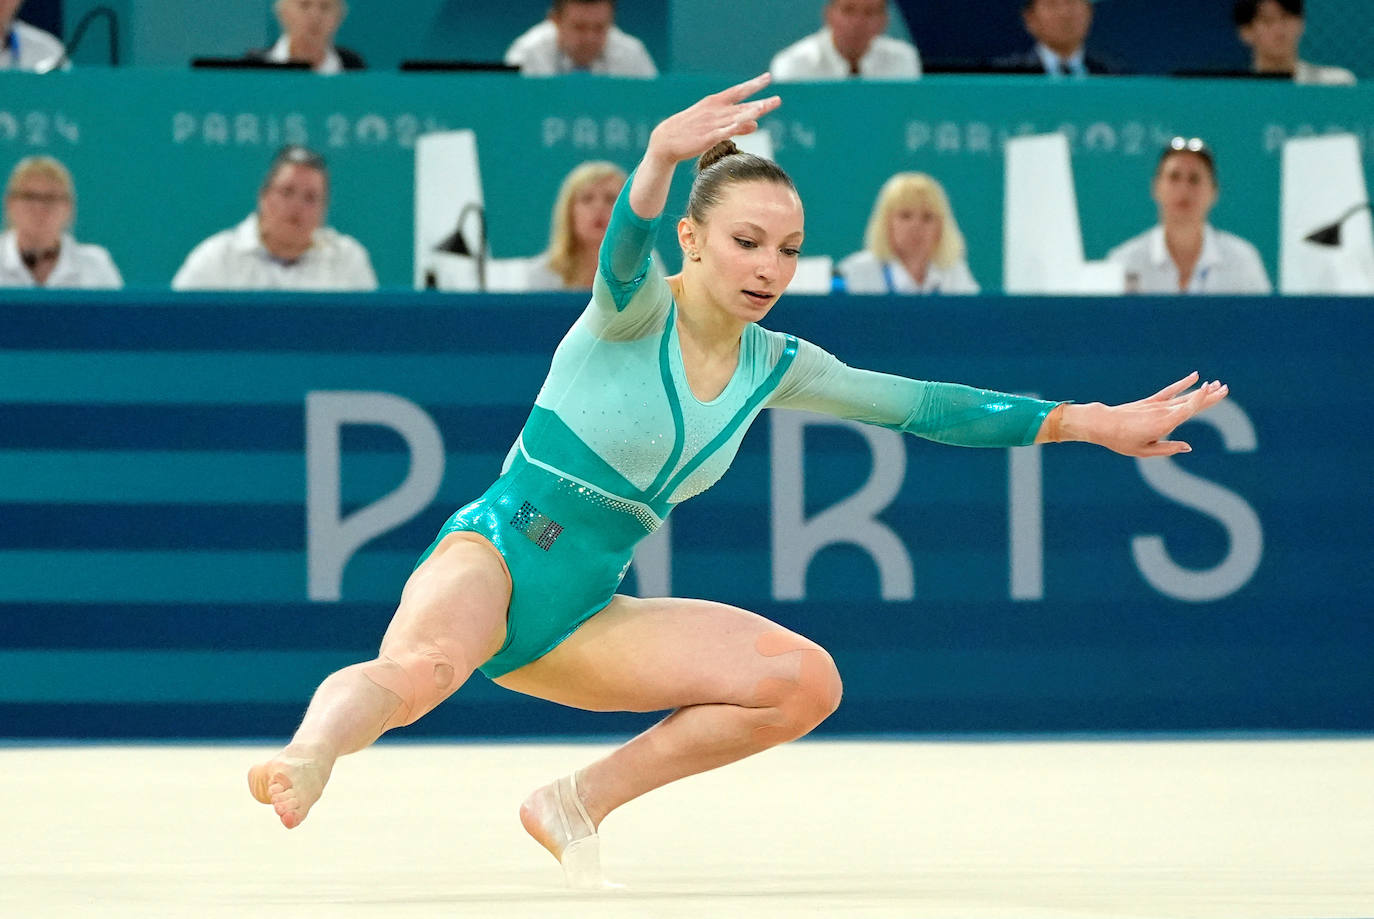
top-left (750, 95), bottom-right (783, 120)
top-left (1174, 380), bottom-right (1229, 415)
top-left (1147, 371), bottom-right (1200, 403)
top-left (701, 96), bottom-right (779, 147)
top-left (1138, 440), bottom-right (1192, 457)
top-left (716, 72), bottom-right (773, 104)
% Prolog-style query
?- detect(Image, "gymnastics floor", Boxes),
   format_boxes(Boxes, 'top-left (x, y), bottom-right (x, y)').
top-left (2, 736), bottom-right (1370, 918)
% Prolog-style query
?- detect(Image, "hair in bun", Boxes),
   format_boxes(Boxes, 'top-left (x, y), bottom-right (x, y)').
top-left (696, 140), bottom-right (741, 173)
top-left (686, 138), bottom-right (796, 224)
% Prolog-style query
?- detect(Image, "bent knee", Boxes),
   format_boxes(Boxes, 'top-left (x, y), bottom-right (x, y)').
top-left (362, 644), bottom-right (466, 729)
top-left (784, 645), bottom-right (843, 728)
top-left (754, 639), bottom-right (843, 743)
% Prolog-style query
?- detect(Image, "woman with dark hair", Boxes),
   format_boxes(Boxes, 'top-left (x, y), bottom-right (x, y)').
top-left (1233, 0), bottom-right (1356, 85)
top-left (248, 75), bottom-right (1229, 888)
top-left (1107, 137), bottom-right (1272, 294)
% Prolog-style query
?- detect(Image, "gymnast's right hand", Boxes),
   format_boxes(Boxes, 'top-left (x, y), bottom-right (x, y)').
top-left (646, 73), bottom-right (782, 165)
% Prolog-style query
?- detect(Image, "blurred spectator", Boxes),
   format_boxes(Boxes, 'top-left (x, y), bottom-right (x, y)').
top-left (526, 161), bottom-right (626, 290)
top-left (995, 0), bottom-right (1122, 76)
top-left (172, 145), bottom-right (377, 291)
top-left (0, 0), bottom-right (65, 71)
top-left (770, 0), bottom-right (921, 81)
top-left (1, 156), bottom-right (121, 288)
top-left (246, 0), bottom-right (365, 73)
top-left (504, 0), bottom-right (657, 77)
top-left (837, 173), bottom-right (978, 294)
top-left (1106, 138), bottom-right (1271, 294)
top-left (1233, 0), bottom-right (1355, 86)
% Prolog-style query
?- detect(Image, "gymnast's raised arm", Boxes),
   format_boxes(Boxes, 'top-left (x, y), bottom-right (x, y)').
top-left (592, 74), bottom-right (782, 322)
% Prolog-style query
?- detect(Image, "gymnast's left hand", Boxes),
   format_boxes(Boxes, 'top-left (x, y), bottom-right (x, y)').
top-left (1042, 371), bottom-right (1230, 457)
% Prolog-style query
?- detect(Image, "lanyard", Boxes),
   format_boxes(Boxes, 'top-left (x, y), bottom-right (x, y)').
top-left (883, 261), bottom-right (941, 295)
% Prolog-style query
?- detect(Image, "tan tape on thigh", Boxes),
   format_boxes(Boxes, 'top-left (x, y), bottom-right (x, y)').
top-left (750, 630), bottom-right (843, 746)
top-left (362, 646), bottom-right (465, 731)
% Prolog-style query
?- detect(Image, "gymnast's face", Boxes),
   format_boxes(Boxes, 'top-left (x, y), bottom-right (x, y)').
top-left (682, 179), bottom-right (804, 322)
top-left (570, 174), bottom-right (621, 252)
top-left (1152, 152), bottom-right (1218, 226)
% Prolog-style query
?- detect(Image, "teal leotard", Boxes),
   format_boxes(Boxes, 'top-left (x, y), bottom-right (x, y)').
top-left (418, 179), bottom-right (1059, 678)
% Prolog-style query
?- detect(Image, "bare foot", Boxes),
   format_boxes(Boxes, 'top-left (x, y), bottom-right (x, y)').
top-left (519, 773), bottom-right (619, 889)
top-left (247, 750), bottom-right (332, 829)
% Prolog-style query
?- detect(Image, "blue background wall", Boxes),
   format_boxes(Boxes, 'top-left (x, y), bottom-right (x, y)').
top-left (1, 291), bottom-right (1370, 738)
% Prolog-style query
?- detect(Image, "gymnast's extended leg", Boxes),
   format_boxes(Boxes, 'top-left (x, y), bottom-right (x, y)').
top-left (494, 594), bottom-right (843, 883)
top-left (247, 532), bottom-right (509, 828)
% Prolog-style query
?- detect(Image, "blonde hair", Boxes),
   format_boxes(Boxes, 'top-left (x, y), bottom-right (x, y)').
top-left (862, 172), bottom-right (965, 268)
top-left (544, 160), bottom-right (626, 287)
top-left (4, 156), bottom-right (76, 229)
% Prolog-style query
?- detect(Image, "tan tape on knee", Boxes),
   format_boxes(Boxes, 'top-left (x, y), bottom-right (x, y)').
top-left (751, 631), bottom-right (843, 747)
top-left (362, 647), bottom-right (463, 731)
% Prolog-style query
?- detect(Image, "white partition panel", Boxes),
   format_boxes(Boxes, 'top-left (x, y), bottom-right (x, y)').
top-left (1281, 134), bottom-right (1374, 295)
top-left (414, 130), bottom-right (486, 291)
top-left (1004, 134), bottom-right (1087, 294)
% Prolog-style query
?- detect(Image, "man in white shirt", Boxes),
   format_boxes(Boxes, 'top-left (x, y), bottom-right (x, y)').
top-left (0, 0), bottom-right (66, 72)
top-left (1233, 0), bottom-right (1356, 86)
top-left (770, 0), bottom-right (921, 81)
top-left (173, 145), bottom-right (377, 291)
top-left (0, 155), bottom-right (121, 288)
top-left (246, 0), bottom-right (366, 74)
top-left (504, 0), bottom-right (657, 78)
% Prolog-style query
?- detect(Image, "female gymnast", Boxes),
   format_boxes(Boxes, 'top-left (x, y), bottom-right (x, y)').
top-left (249, 74), bottom-right (1229, 887)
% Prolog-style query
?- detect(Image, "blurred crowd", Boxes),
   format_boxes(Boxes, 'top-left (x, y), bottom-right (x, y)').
top-left (0, 0), bottom-right (1361, 295)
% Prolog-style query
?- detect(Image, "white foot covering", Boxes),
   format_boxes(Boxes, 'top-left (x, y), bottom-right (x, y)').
top-left (520, 772), bottom-right (623, 890)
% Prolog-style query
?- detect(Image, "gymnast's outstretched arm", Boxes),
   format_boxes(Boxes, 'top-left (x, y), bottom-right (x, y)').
top-left (769, 338), bottom-right (1228, 457)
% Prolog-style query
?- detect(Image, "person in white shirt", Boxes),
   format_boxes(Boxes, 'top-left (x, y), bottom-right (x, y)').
top-left (1233, 0), bottom-right (1356, 86)
top-left (1107, 137), bottom-right (1272, 295)
top-left (837, 172), bottom-right (978, 295)
top-left (505, 0), bottom-right (656, 78)
top-left (173, 145), bottom-right (377, 291)
top-left (0, 0), bottom-right (66, 72)
top-left (524, 160), bottom-right (626, 290)
top-left (0, 156), bottom-right (121, 288)
top-left (246, 0), bottom-right (366, 74)
top-left (770, 0), bottom-right (920, 81)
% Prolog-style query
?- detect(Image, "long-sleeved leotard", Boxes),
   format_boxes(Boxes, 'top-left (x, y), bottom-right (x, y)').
top-left (418, 179), bottom-right (1058, 677)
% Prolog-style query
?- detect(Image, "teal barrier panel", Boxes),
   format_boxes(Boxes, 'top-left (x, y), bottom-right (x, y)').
top-left (1, 290), bottom-right (1370, 737)
top-left (2, 71), bottom-right (1372, 290)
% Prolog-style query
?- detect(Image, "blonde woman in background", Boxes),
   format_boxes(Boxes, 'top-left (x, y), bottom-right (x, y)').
top-left (526, 161), bottom-right (627, 290)
top-left (837, 172), bottom-right (979, 295)
top-left (0, 156), bottom-right (121, 288)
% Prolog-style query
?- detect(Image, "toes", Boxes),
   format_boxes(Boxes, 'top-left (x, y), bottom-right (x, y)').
top-left (247, 766), bottom-right (272, 804)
